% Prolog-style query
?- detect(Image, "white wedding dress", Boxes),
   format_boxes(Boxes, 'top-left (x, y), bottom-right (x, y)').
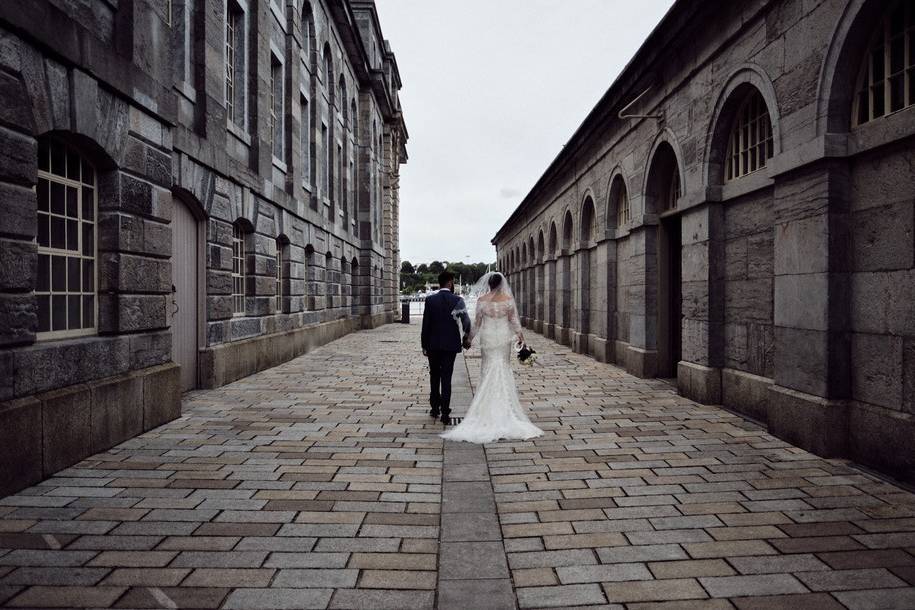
top-left (441, 293), bottom-right (543, 444)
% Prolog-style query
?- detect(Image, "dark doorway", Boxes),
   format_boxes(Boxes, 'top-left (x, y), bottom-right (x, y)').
top-left (657, 215), bottom-right (682, 379)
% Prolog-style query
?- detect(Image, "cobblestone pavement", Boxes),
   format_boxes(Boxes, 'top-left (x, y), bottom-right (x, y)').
top-left (0, 322), bottom-right (914, 609)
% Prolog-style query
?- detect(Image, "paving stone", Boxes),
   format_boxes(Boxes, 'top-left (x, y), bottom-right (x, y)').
top-left (222, 587), bottom-right (334, 609)
top-left (602, 578), bottom-right (707, 603)
top-left (647, 559), bottom-right (736, 579)
top-left (441, 541), bottom-right (509, 579)
top-left (182, 567), bottom-right (277, 587)
top-left (517, 583), bottom-right (607, 608)
top-left (555, 562), bottom-right (652, 584)
top-left (442, 511), bottom-right (501, 542)
top-left (360, 569), bottom-right (437, 589)
top-left (438, 578), bottom-right (515, 610)
top-left (113, 585), bottom-right (230, 608)
top-left (597, 544), bottom-right (689, 563)
top-left (797, 567), bottom-right (908, 591)
top-left (347, 552), bottom-right (435, 570)
top-left (0, 566), bottom-right (109, 586)
top-left (6, 585), bottom-right (126, 608)
top-left (728, 552), bottom-right (830, 574)
top-left (327, 589), bottom-right (435, 609)
top-left (272, 568), bottom-right (358, 588)
top-left (100, 567), bottom-right (190, 586)
top-left (699, 573), bottom-right (808, 597)
top-left (732, 592), bottom-right (846, 610)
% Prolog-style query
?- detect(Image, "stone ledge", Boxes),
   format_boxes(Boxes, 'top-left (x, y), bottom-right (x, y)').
top-left (678, 361), bottom-right (722, 405)
top-left (199, 317), bottom-right (362, 389)
top-left (624, 345), bottom-right (658, 379)
top-left (0, 362), bottom-right (181, 497)
top-left (847, 401), bottom-right (915, 486)
top-left (767, 384), bottom-right (848, 458)
top-left (722, 367), bottom-right (772, 423)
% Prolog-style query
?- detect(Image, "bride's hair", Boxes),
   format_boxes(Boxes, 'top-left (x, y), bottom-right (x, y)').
top-left (488, 273), bottom-right (503, 290)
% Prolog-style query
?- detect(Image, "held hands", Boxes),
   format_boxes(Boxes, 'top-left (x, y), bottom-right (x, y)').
top-left (462, 334), bottom-right (472, 350)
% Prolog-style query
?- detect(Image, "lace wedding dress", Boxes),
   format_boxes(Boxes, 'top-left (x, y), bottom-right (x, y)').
top-left (441, 293), bottom-right (543, 444)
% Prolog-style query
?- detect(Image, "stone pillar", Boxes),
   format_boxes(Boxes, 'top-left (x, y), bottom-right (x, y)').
top-left (593, 239), bottom-right (615, 363)
top-left (677, 202), bottom-right (724, 404)
top-left (768, 162), bottom-right (850, 457)
top-left (557, 250), bottom-right (573, 346)
top-left (624, 225), bottom-right (658, 378)
top-left (545, 259), bottom-right (557, 339)
top-left (534, 262), bottom-right (544, 334)
top-left (571, 248), bottom-right (590, 355)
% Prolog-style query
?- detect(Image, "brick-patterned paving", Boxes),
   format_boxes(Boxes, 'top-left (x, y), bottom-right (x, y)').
top-left (0, 322), bottom-right (914, 609)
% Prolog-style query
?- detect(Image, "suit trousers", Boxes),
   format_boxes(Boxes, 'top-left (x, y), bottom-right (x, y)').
top-left (427, 350), bottom-right (458, 416)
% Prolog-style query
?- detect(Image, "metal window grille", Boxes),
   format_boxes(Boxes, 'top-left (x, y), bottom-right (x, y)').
top-left (35, 138), bottom-right (97, 339)
top-left (726, 91), bottom-right (774, 181)
top-left (275, 242), bottom-right (284, 312)
top-left (855, 2), bottom-right (915, 126)
top-left (615, 184), bottom-right (630, 228)
top-left (232, 224), bottom-right (245, 315)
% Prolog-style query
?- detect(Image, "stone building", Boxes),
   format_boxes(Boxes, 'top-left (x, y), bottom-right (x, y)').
top-left (0, 0), bottom-right (407, 496)
top-left (494, 0), bottom-right (914, 483)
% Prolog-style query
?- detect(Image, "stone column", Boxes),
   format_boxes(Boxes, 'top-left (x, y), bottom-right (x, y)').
top-left (677, 202), bottom-right (724, 404)
top-left (593, 239), bottom-right (616, 363)
top-left (624, 225), bottom-right (658, 378)
top-left (535, 262), bottom-right (544, 334)
top-left (768, 162), bottom-right (850, 457)
top-left (545, 259), bottom-right (557, 339)
top-left (571, 247), bottom-right (590, 355)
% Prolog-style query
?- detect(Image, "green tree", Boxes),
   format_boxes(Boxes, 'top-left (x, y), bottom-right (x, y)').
top-left (416, 263), bottom-right (429, 274)
top-left (429, 261), bottom-right (445, 275)
top-left (400, 260), bottom-right (415, 274)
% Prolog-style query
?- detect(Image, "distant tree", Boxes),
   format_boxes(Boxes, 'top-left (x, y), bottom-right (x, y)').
top-left (416, 263), bottom-right (429, 274)
top-left (429, 261), bottom-right (445, 274)
top-left (400, 260), bottom-right (415, 274)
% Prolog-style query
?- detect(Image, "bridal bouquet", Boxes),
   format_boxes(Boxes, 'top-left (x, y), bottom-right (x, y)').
top-left (517, 343), bottom-right (538, 366)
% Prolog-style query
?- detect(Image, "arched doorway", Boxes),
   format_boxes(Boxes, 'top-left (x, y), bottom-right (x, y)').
top-left (171, 190), bottom-right (205, 391)
top-left (646, 143), bottom-right (683, 379)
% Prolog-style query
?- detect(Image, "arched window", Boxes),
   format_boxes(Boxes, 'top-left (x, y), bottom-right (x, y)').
top-left (725, 90), bottom-right (773, 180)
top-left (270, 53), bottom-right (284, 160)
top-left (351, 98), bottom-right (357, 136)
top-left (231, 221), bottom-right (248, 315)
top-left (339, 75), bottom-right (347, 125)
top-left (854, 2), bottom-right (915, 126)
top-left (324, 46), bottom-right (334, 106)
top-left (580, 197), bottom-right (595, 244)
top-left (304, 244), bottom-right (316, 311)
top-left (36, 136), bottom-right (97, 338)
top-left (301, 2), bottom-right (313, 60)
top-left (610, 176), bottom-right (630, 228)
top-left (225, 0), bottom-right (247, 129)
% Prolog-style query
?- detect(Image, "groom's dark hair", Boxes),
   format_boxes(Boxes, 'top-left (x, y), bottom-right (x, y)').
top-left (488, 273), bottom-right (502, 290)
top-left (438, 271), bottom-right (454, 287)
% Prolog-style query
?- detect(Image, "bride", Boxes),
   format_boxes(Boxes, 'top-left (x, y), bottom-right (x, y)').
top-left (441, 272), bottom-right (543, 443)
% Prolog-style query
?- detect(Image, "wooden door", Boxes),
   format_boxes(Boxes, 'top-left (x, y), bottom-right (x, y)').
top-left (171, 200), bottom-right (199, 391)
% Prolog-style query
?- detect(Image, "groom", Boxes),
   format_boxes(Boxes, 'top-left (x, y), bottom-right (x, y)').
top-left (421, 271), bottom-right (472, 425)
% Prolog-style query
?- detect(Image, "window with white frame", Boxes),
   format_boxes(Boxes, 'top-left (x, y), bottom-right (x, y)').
top-left (225, 0), bottom-right (246, 129)
top-left (275, 239), bottom-right (285, 312)
top-left (323, 123), bottom-right (331, 201)
top-left (232, 223), bottom-right (246, 315)
top-left (35, 137), bottom-right (97, 338)
top-left (271, 54), bottom-right (284, 160)
top-left (300, 95), bottom-right (310, 185)
top-left (854, 1), bottom-right (915, 126)
top-left (614, 180), bottom-right (630, 228)
top-left (725, 90), bottom-right (773, 181)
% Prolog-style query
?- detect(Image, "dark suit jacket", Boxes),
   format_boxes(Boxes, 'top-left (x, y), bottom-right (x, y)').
top-left (421, 289), bottom-right (472, 353)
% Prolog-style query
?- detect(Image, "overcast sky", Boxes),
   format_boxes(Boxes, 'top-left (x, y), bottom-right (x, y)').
top-left (374, 0), bottom-right (676, 265)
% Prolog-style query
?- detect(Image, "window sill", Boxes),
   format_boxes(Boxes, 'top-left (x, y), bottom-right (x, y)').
top-left (227, 121), bottom-right (251, 146)
top-left (272, 157), bottom-right (288, 173)
top-left (174, 80), bottom-right (197, 103)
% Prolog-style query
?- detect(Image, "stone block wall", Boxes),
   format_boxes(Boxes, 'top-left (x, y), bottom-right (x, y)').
top-left (494, 0), bottom-right (915, 484)
top-left (0, 0), bottom-right (407, 496)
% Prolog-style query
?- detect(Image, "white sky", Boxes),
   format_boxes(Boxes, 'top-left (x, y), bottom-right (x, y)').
top-left (374, 0), bottom-right (676, 265)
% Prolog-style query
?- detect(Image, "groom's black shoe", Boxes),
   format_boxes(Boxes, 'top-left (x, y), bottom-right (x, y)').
top-left (440, 411), bottom-right (451, 426)
top-left (429, 407), bottom-right (440, 419)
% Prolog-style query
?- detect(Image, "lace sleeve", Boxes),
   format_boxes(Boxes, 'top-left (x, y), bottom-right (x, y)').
top-left (469, 303), bottom-right (485, 342)
top-left (507, 298), bottom-right (523, 337)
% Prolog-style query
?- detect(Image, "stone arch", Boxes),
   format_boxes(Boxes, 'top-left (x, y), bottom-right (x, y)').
top-left (548, 221), bottom-right (558, 256)
top-left (704, 66), bottom-right (782, 186)
top-left (643, 136), bottom-right (683, 215)
top-left (579, 195), bottom-right (596, 245)
top-left (816, 0), bottom-right (887, 135)
top-left (606, 170), bottom-right (629, 232)
top-left (561, 209), bottom-right (574, 251)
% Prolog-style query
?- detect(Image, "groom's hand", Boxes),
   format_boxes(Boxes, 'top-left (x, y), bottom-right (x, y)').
top-left (462, 335), bottom-right (471, 350)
